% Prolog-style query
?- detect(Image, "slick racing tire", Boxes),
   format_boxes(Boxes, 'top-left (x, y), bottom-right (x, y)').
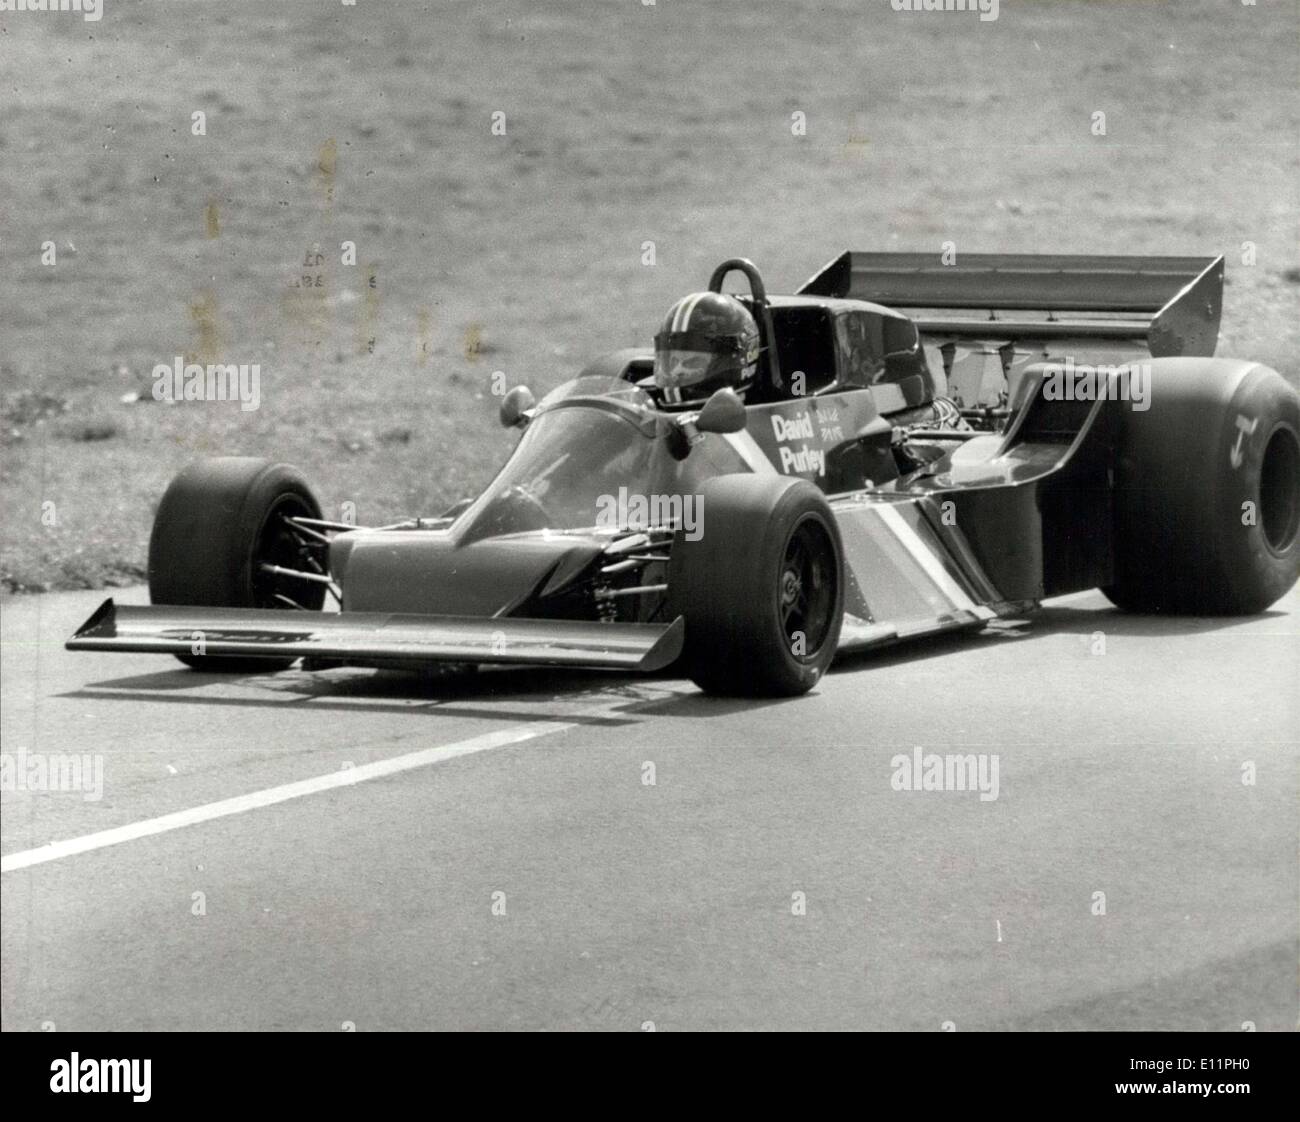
top-left (667, 474), bottom-right (844, 696)
top-left (1103, 359), bottom-right (1300, 615)
top-left (148, 457), bottom-right (327, 671)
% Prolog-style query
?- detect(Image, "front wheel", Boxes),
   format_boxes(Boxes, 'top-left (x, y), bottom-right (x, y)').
top-left (148, 457), bottom-right (327, 671)
top-left (667, 475), bottom-right (844, 696)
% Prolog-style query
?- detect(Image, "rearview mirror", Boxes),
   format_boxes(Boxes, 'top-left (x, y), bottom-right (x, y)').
top-left (694, 387), bottom-right (746, 434)
top-left (499, 385), bottom-right (536, 428)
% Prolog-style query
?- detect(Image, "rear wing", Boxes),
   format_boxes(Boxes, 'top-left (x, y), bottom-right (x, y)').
top-left (798, 252), bottom-right (1224, 357)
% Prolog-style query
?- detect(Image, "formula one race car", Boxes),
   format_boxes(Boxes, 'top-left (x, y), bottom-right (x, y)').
top-left (68, 254), bottom-right (1300, 696)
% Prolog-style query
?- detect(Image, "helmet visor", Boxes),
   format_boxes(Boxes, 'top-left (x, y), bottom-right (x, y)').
top-left (654, 347), bottom-right (722, 391)
top-left (653, 329), bottom-right (750, 394)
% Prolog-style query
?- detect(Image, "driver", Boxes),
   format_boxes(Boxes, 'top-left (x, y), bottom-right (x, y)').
top-left (653, 291), bottom-right (761, 408)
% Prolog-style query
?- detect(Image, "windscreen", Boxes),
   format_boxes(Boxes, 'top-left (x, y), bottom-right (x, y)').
top-left (453, 377), bottom-right (746, 542)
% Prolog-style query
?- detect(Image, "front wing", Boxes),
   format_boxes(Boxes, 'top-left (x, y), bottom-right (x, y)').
top-left (67, 599), bottom-right (686, 673)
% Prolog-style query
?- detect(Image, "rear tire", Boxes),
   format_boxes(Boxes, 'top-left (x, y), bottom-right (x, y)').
top-left (148, 457), bottom-right (326, 671)
top-left (1104, 359), bottom-right (1300, 614)
top-left (667, 475), bottom-right (843, 696)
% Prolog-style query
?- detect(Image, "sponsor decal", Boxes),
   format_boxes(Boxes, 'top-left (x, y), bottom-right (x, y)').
top-left (1230, 414), bottom-right (1257, 469)
top-left (769, 410), bottom-right (827, 476)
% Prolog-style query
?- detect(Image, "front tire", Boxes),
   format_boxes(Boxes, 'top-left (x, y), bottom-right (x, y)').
top-left (667, 475), bottom-right (844, 696)
top-left (1104, 359), bottom-right (1300, 614)
top-left (148, 457), bottom-right (326, 671)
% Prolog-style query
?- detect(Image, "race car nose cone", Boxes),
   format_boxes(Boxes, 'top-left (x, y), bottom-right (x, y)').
top-left (340, 529), bottom-right (605, 618)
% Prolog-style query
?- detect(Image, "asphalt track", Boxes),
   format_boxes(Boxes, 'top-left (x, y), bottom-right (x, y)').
top-left (2, 585), bottom-right (1296, 1031)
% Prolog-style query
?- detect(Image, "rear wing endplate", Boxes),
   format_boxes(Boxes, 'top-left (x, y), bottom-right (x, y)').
top-left (798, 252), bottom-right (1224, 356)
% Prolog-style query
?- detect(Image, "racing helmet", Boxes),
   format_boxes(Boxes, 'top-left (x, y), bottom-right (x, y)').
top-left (654, 291), bottom-right (761, 407)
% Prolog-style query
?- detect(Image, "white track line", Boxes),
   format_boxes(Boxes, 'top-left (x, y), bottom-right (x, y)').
top-left (1, 718), bottom-right (577, 873)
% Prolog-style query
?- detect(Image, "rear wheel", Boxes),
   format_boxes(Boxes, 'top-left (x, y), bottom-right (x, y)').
top-left (148, 457), bottom-right (328, 670)
top-left (1104, 359), bottom-right (1300, 614)
top-left (667, 475), bottom-right (843, 696)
